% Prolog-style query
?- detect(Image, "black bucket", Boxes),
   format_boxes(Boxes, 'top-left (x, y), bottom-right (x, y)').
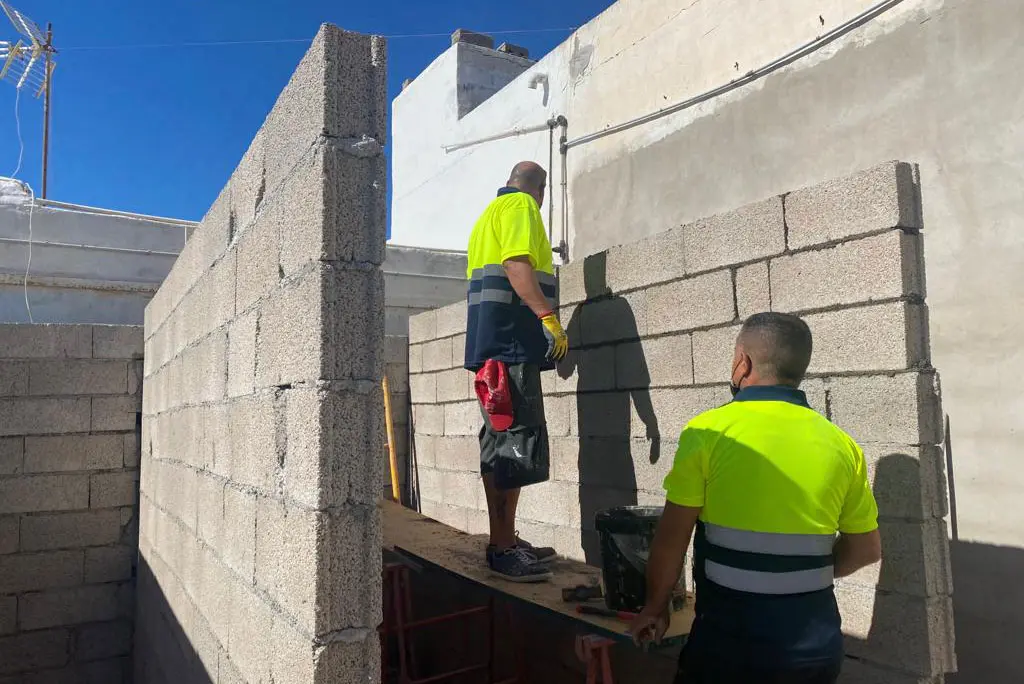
top-left (595, 505), bottom-right (672, 613)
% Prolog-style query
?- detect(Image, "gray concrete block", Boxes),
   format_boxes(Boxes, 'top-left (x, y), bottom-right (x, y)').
top-left (579, 294), bottom-right (647, 346)
top-left (90, 472), bottom-right (138, 509)
top-left (517, 480), bottom-right (581, 528)
top-left (0, 549), bottom-right (83, 593)
top-left (433, 436), bottom-right (478, 473)
top-left (607, 227), bottom-right (688, 294)
top-left (384, 363), bottom-right (409, 393)
top-left (324, 264), bottom-right (385, 383)
top-left (786, 161), bottom-right (921, 250)
top-left (235, 212), bottom-right (279, 315)
top-left (20, 509), bottom-right (122, 551)
top-left (735, 261), bottom-right (770, 319)
top-left (771, 231), bottom-right (923, 312)
top-left (27, 360), bottom-right (128, 396)
top-left (255, 270), bottom-right (324, 388)
top-left (443, 401), bottom-right (482, 436)
top-left (285, 386), bottom-right (382, 508)
top-left (568, 346), bottom-right (615, 394)
top-left (436, 368), bottom-right (472, 403)
top-left (0, 324), bottom-right (92, 359)
top-left (227, 309), bottom-right (257, 399)
top-left (544, 395), bottom-right (575, 438)
top-left (230, 130), bottom-right (265, 233)
top-left (92, 325), bottom-right (144, 360)
top-left (179, 330), bottom-right (228, 406)
top-left (409, 372), bottom-right (437, 405)
top-left (128, 360), bottom-right (143, 397)
top-left (0, 474), bottom-right (89, 514)
top-left (0, 362), bottom-right (27, 396)
top-left (864, 444), bottom-right (948, 521)
top-left (634, 387), bottom-right (731, 438)
top-left (451, 28), bottom-right (494, 48)
top-left (692, 325), bottom-right (742, 385)
top-left (422, 338), bottom-right (454, 372)
top-left (84, 546), bottom-right (134, 584)
top-left (683, 196), bottom-right (786, 273)
top-left (0, 596), bottom-right (12, 635)
top-left (408, 310), bottom-right (436, 344)
top-left (0, 515), bottom-right (17, 554)
top-left (413, 434), bottom-right (436, 468)
top-left (228, 390), bottom-right (282, 494)
top-left (844, 519), bottom-right (952, 598)
top-left (556, 259), bottom-right (587, 306)
top-left (435, 300), bottom-right (467, 339)
top-left (616, 334), bottom-right (694, 390)
top-left (74, 620), bottom-right (133, 662)
top-left (20, 583), bottom-right (121, 630)
top-left (450, 334), bottom-right (467, 368)
top-left (836, 581), bottom-right (954, 676)
top-left (646, 270), bottom-right (735, 335)
top-left (0, 437), bottom-right (22, 475)
top-left (91, 395), bottom-right (138, 432)
top-left (0, 628), bottom-right (70, 675)
top-left (384, 335), bottom-right (408, 364)
top-left (408, 343), bottom-right (423, 373)
top-left (24, 435), bottom-right (123, 473)
top-left (420, 500), bottom-right (470, 531)
top-left (315, 636), bottom-right (380, 684)
top-left (263, 27), bottom-right (387, 191)
top-left (804, 302), bottom-right (928, 374)
top-left (829, 372), bottom-right (942, 445)
top-left (0, 397), bottom-right (92, 437)
top-left (222, 485), bottom-right (257, 581)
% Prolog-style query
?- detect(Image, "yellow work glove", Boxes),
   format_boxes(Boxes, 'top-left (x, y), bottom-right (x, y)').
top-left (539, 312), bottom-right (568, 362)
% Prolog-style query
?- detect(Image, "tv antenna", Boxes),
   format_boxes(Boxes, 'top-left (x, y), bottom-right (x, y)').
top-left (0, 1), bottom-right (55, 197)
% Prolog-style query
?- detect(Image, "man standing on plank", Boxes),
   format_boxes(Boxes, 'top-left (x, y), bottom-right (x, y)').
top-left (464, 161), bottom-right (568, 582)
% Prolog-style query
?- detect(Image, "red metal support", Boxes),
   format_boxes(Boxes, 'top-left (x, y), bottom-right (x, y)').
top-left (575, 634), bottom-right (616, 684)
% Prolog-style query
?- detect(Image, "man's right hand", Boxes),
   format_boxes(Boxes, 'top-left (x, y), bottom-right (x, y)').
top-left (539, 312), bottom-right (568, 361)
top-left (630, 605), bottom-right (670, 647)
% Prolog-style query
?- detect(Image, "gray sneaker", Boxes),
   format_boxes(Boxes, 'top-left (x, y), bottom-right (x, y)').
top-left (487, 547), bottom-right (552, 583)
top-left (515, 533), bottom-right (557, 565)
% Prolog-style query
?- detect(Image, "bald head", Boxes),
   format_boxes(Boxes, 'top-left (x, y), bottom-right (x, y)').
top-left (507, 161), bottom-right (547, 207)
top-left (734, 313), bottom-right (813, 387)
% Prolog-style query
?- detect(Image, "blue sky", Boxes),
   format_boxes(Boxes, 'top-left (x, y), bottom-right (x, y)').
top-left (0, 1), bottom-right (614, 223)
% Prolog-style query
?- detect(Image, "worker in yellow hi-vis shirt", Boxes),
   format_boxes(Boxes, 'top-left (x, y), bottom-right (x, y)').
top-left (631, 312), bottom-right (882, 684)
top-left (464, 161), bottom-right (567, 583)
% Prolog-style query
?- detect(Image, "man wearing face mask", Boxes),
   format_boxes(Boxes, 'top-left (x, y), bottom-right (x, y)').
top-left (630, 312), bottom-right (882, 684)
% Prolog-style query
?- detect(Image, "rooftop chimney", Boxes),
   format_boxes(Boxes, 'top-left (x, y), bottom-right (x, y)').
top-left (450, 29), bottom-right (495, 50)
top-left (497, 43), bottom-right (529, 59)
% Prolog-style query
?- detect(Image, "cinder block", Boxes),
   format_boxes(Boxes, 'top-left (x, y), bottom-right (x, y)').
top-left (0, 515), bottom-right (17, 554)
top-left (616, 334), bottom-right (694, 390)
top-left (735, 262), bottom-right (771, 319)
top-left (443, 401), bottom-right (482, 436)
top-left (440, 470), bottom-right (480, 510)
top-left (385, 363), bottom-right (409, 393)
top-left (829, 372), bottom-right (941, 445)
top-left (579, 295), bottom-right (647, 346)
top-left (20, 583), bottom-right (121, 630)
top-left (422, 338), bottom-right (453, 372)
top-left (228, 390), bottom-right (281, 494)
top-left (409, 372), bottom-right (437, 405)
top-left (574, 346), bottom-right (616, 393)
top-left (262, 26), bottom-right (387, 191)
top-left (0, 628), bottom-right (70, 675)
top-left (0, 324), bottom-right (92, 359)
top-left (801, 378), bottom-right (829, 415)
top-left (285, 386), bottom-right (382, 508)
top-left (0, 596), bottom-right (12, 635)
top-left (771, 231), bottom-right (923, 312)
top-left (450, 334), bottom-right (466, 368)
top-left (0, 362), bottom-right (27, 396)
top-left (20, 509), bottom-right (121, 551)
top-left (836, 581), bottom-right (955, 676)
top-left (409, 310), bottom-right (436, 344)
top-left (323, 264), bottom-right (385, 383)
top-left (229, 129), bottom-right (265, 234)
top-left (646, 271), bottom-right (735, 335)
top-left (417, 468), bottom-right (442, 504)
top-left (606, 227), bottom-right (688, 294)
top-left (864, 444), bottom-right (948, 521)
top-left (845, 519), bottom-right (952, 597)
top-left (123, 432), bottom-right (139, 468)
top-left (408, 344), bottom-right (423, 373)
top-left (227, 309), bottom-right (257, 399)
top-left (0, 397), bottom-right (91, 437)
top-left (26, 359), bottom-right (128, 397)
top-left (92, 325), bottom-right (144, 360)
top-left (84, 546), bottom-right (134, 584)
top-left (92, 395), bottom-right (139, 433)
top-left (0, 437), bottom-right (21, 475)
top-left (785, 161), bottom-right (921, 250)
top-left (74, 620), bottom-right (133, 662)
top-left (435, 301), bottom-right (467, 339)
top-left (517, 480), bottom-right (581, 528)
top-left (804, 302), bottom-right (928, 374)
top-left (692, 325), bottom-right (741, 385)
top-left (0, 474), bottom-right (89, 514)
top-left (90, 472), bottom-right (138, 509)
top-left (422, 500), bottom-right (470, 531)
top-left (178, 330), bottom-right (228, 405)
top-left (222, 485), bottom-right (257, 580)
top-left (128, 360), bottom-right (143, 397)
top-left (413, 434), bottom-right (436, 468)
top-left (433, 436), bottom-right (479, 473)
top-left (545, 395), bottom-right (575, 438)
top-left (235, 214), bottom-right (279, 316)
top-left (24, 434), bottom-right (123, 473)
top-left (436, 369), bottom-right (472, 403)
top-left (634, 387), bottom-right (731, 439)
top-left (683, 196), bottom-right (786, 273)
top-left (0, 549), bottom-right (83, 593)
top-left (384, 335), bottom-right (408, 363)
top-left (255, 271), bottom-right (324, 387)
top-left (315, 637), bottom-right (380, 684)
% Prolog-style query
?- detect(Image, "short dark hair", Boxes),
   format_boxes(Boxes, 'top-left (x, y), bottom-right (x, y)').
top-left (738, 312), bottom-right (813, 386)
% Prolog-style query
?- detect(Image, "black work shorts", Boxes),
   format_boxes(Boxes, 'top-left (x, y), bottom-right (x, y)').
top-left (478, 363), bottom-right (550, 490)
top-left (675, 643), bottom-right (841, 684)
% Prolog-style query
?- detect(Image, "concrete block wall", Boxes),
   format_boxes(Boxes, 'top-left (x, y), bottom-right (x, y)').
top-left (137, 24), bottom-right (387, 684)
top-left (407, 162), bottom-right (954, 683)
top-left (0, 323), bottom-right (141, 683)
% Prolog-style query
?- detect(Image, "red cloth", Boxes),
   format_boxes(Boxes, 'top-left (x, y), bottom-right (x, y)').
top-left (474, 359), bottom-right (514, 432)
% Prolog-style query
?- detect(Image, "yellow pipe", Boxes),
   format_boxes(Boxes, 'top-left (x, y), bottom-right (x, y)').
top-left (382, 374), bottom-right (401, 503)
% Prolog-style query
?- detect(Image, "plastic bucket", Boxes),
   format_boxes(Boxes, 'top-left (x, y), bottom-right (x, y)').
top-left (595, 505), bottom-right (668, 612)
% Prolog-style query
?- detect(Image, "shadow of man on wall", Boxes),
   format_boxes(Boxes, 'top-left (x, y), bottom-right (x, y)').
top-left (559, 252), bottom-right (660, 564)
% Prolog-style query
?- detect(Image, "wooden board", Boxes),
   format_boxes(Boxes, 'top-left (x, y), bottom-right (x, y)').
top-left (382, 500), bottom-right (694, 644)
